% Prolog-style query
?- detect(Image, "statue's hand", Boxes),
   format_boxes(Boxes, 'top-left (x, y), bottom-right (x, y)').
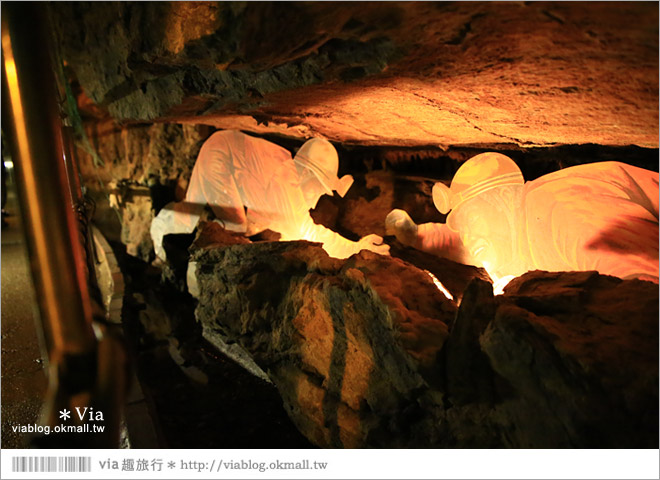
top-left (335, 175), bottom-right (354, 197)
top-left (358, 234), bottom-right (390, 256)
top-left (385, 209), bottom-right (418, 245)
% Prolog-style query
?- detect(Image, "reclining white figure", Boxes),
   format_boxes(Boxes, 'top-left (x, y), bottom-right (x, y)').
top-left (151, 130), bottom-right (390, 267)
top-left (386, 152), bottom-right (659, 286)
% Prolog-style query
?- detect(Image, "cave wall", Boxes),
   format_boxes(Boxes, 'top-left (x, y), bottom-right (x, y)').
top-left (53, 1), bottom-right (658, 257)
top-left (76, 122), bottom-right (210, 256)
top-left (52, 1), bottom-right (658, 147)
top-left (45, 2), bottom-right (659, 449)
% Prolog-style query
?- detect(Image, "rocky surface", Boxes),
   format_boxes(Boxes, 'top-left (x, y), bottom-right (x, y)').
top-left (50, 2), bottom-right (658, 147)
top-left (75, 122), bottom-right (211, 258)
top-left (482, 271), bottom-right (659, 448)
top-left (311, 171), bottom-right (445, 240)
top-left (114, 246), bottom-right (314, 448)
top-left (191, 235), bottom-right (458, 448)
top-left (190, 229), bottom-right (659, 448)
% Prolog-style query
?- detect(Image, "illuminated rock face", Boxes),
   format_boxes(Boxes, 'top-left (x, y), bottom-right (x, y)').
top-left (52, 2), bottom-right (658, 147)
top-left (191, 225), bottom-right (658, 448)
top-left (191, 231), bottom-right (459, 448)
top-left (53, 1), bottom-right (658, 448)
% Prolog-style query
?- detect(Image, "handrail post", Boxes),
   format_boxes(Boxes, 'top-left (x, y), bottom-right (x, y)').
top-left (2, 2), bottom-right (124, 448)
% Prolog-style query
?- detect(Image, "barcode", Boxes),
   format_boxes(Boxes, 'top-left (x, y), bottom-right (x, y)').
top-left (11, 456), bottom-right (92, 473)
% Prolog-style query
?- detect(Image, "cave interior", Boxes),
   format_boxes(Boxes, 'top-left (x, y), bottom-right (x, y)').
top-left (1, 1), bottom-right (658, 449)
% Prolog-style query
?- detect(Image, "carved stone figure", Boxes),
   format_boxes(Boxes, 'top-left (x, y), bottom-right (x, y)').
top-left (387, 153), bottom-right (659, 284)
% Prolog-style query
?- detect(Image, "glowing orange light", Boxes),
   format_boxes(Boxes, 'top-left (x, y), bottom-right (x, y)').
top-left (423, 270), bottom-right (454, 301)
top-left (389, 153), bottom-right (659, 287)
top-left (486, 269), bottom-right (514, 296)
top-left (151, 130), bottom-right (389, 262)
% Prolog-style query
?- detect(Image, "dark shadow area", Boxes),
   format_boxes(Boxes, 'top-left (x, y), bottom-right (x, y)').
top-left (322, 291), bottom-right (348, 449)
top-left (111, 240), bottom-right (314, 448)
top-left (584, 218), bottom-right (658, 260)
top-left (0, 168), bottom-right (48, 449)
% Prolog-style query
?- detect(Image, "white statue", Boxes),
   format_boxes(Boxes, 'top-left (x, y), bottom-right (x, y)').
top-left (387, 152), bottom-right (659, 284)
top-left (151, 130), bottom-right (389, 262)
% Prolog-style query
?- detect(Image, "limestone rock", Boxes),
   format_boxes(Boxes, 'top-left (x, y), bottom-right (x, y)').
top-left (77, 122), bottom-right (209, 190)
top-left (191, 220), bottom-right (252, 249)
top-left (74, 122), bottom-right (211, 257)
top-left (51, 2), bottom-right (658, 147)
top-left (192, 234), bottom-right (658, 448)
top-left (389, 242), bottom-right (491, 304)
top-left (481, 271), bottom-right (659, 448)
top-left (311, 171), bottom-right (446, 239)
top-left (442, 278), bottom-right (497, 405)
top-left (119, 196), bottom-right (154, 261)
top-left (192, 239), bottom-right (456, 448)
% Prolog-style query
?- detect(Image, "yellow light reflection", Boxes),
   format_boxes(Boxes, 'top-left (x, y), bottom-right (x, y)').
top-left (3, 27), bottom-right (68, 352)
top-left (423, 269), bottom-right (454, 301)
top-left (482, 261), bottom-right (514, 295)
top-left (492, 275), bottom-right (514, 296)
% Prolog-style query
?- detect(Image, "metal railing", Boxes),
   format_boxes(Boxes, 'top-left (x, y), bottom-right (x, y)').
top-left (1, 2), bottom-right (125, 448)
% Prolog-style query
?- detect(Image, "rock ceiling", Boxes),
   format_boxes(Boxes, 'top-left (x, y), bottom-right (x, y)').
top-left (53, 1), bottom-right (659, 148)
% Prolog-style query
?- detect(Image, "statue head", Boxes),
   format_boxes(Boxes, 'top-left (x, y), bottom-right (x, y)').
top-left (433, 153), bottom-right (525, 277)
top-left (294, 138), bottom-right (354, 207)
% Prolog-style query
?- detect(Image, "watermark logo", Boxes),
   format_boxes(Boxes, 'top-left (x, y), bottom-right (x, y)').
top-left (11, 408), bottom-right (105, 436)
top-left (67, 407), bottom-right (104, 422)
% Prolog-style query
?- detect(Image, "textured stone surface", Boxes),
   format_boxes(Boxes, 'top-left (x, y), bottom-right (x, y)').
top-left (80, 122), bottom-right (208, 189)
top-left (191, 233), bottom-right (658, 448)
top-left (311, 170), bottom-right (446, 239)
top-left (442, 278), bottom-right (497, 405)
top-left (388, 242), bottom-right (491, 304)
top-left (481, 271), bottom-right (659, 448)
top-left (191, 237), bottom-right (457, 448)
top-left (118, 196), bottom-right (154, 260)
top-left (52, 2), bottom-right (658, 148)
top-left (116, 250), bottom-right (314, 448)
top-left (75, 122), bottom-right (211, 258)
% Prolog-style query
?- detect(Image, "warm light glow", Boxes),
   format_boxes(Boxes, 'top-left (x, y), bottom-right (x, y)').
top-left (423, 270), bottom-right (454, 301)
top-left (390, 153), bottom-right (658, 287)
top-left (493, 275), bottom-right (514, 295)
top-left (2, 31), bottom-right (66, 347)
top-left (151, 130), bottom-right (390, 262)
top-left (480, 261), bottom-right (513, 295)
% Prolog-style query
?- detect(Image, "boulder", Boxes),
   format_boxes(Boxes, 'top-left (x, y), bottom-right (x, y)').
top-left (191, 230), bottom-right (659, 448)
top-left (191, 237), bottom-right (457, 448)
top-left (481, 271), bottom-right (659, 448)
